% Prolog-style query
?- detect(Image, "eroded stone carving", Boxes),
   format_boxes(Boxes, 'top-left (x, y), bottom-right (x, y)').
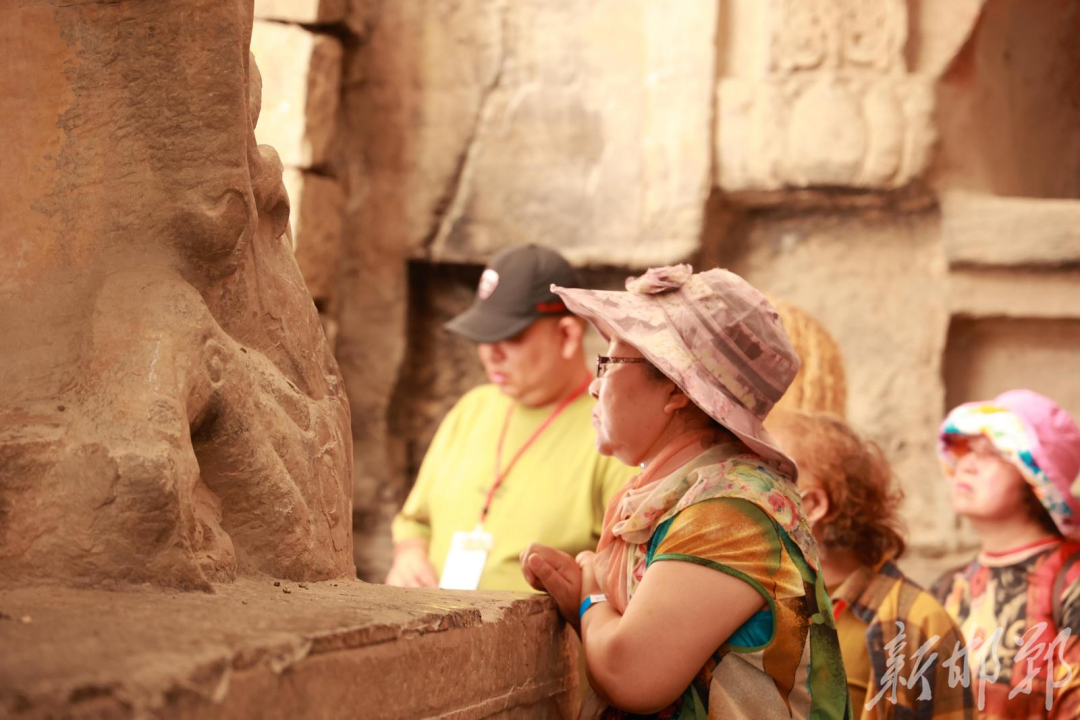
top-left (769, 0), bottom-right (907, 73)
top-left (0, 0), bottom-right (353, 590)
top-left (718, 0), bottom-right (936, 194)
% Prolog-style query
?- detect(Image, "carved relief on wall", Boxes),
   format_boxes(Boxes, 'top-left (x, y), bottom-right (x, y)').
top-left (719, 0), bottom-right (933, 195)
top-left (770, 0), bottom-right (907, 73)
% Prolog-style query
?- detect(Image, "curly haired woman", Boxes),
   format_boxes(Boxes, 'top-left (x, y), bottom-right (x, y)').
top-left (770, 411), bottom-right (973, 720)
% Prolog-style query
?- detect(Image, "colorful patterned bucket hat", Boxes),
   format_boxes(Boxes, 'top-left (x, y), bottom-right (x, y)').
top-left (940, 389), bottom-right (1080, 538)
top-left (553, 264), bottom-right (802, 479)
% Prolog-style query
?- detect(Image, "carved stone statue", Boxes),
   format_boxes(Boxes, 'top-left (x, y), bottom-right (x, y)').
top-left (0, 0), bottom-right (353, 590)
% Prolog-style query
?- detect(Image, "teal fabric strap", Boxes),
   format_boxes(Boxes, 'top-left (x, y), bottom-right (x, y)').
top-left (578, 593), bottom-right (608, 620)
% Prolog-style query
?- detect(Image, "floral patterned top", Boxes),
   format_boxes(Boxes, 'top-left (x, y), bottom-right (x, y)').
top-left (595, 446), bottom-right (852, 720)
top-left (932, 540), bottom-right (1080, 720)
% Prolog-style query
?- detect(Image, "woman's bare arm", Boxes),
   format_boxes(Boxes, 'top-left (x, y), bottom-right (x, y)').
top-left (580, 558), bottom-right (766, 714)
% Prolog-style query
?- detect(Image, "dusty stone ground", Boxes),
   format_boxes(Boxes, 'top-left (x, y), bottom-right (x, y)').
top-left (0, 580), bottom-right (575, 719)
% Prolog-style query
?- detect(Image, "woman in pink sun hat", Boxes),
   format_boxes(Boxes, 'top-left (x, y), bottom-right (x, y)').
top-left (932, 389), bottom-right (1080, 719)
top-left (520, 265), bottom-right (851, 720)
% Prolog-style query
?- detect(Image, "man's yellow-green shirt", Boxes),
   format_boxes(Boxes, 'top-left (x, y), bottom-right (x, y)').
top-left (392, 383), bottom-right (635, 592)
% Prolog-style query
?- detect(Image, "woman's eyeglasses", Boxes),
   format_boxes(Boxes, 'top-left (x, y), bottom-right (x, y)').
top-left (596, 356), bottom-right (649, 378)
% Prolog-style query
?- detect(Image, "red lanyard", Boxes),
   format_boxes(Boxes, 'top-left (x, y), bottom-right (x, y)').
top-left (832, 598), bottom-right (847, 623)
top-left (479, 376), bottom-right (592, 525)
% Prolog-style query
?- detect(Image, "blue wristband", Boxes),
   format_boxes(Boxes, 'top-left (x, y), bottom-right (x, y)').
top-left (578, 593), bottom-right (608, 621)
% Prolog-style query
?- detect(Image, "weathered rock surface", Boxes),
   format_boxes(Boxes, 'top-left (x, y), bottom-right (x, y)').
top-left (945, 317), bottom-right (1080, 440)
top-left (255, 0), bottom-right (345, 25)
top-left (949, 268), bottom-right (1080, 320)
top-left (716, 0), bottom-right (938, 197)
top-left (342, 0), bottom-right (717, 268)
top-left (0, 580), bottom-right (576, 719)
top-left (282, 169), bottom-right (344, 303)
top-left (941, 193), bottom-right (1080, 267)
top-left (933, 0), bottom-right (1080, 198)
top-left (0, 0), bottom-right (353, 590)
top-left (251, 21), bottom-right (342, 169)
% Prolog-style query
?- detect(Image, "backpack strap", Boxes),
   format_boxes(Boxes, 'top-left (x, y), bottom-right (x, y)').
top-left (1052, 545), bottom-right (1080, 629)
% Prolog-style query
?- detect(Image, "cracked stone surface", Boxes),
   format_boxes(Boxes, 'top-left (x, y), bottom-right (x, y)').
top-left (0, 580), bottom-right (576, 719)
top-left (0, 0), bottom-right (353, 590)
top-left (340, 0), bottom-right (717, 271)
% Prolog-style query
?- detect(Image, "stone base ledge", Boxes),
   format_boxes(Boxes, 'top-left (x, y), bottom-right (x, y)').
top-left (942, 192), bottom-right (1080, 268)
top-left (949, 267), bottom-right (1080, 320)
top-left (0, 579), bottom-right (577, 720)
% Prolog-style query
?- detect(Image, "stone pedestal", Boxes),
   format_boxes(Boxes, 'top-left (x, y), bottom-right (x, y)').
top-left (0, 581), bottom-right (576, 719)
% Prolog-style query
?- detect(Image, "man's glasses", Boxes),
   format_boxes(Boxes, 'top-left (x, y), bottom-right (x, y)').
top-left (596, 356), bottom-right (649, 378)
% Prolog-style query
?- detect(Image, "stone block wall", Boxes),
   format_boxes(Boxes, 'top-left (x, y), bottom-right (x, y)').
top-left (250, 9), bottom-right (346, 345)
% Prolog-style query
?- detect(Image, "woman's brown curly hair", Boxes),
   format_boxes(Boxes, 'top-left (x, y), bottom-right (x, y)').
top-left (771, 410), bottom-right (907, 566)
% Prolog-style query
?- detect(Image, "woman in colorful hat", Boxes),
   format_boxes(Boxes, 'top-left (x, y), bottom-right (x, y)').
top-left (520, 265), bottom-right (851, 719)
top-left (770, 410), bottom-right (973, 720)
top-left (931, 389), bottom-right (1080, 719)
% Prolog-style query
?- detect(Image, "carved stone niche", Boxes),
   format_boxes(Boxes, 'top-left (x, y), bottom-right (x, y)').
top-left (0, 0), bottom-right (353, 590)
top-left (716, 0), bottom-right (947, 199)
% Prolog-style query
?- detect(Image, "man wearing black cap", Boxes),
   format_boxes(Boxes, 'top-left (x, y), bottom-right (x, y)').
top-left (387, 245), bottom-right (635, 591)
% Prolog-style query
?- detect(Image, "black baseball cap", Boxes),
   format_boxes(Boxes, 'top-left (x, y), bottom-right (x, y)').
top-left (445, 244), bottom-right (579, 343)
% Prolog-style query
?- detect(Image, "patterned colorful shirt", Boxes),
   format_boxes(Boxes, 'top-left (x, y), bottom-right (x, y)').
top-left (600, 496), bottom-right (852, 720)
top-left (932, 540), bottom-right (1080, 719)
top-left (831, 561), bottom-right (974, 720)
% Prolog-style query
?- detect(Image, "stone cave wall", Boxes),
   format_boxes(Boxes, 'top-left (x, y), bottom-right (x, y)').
top-left (255, 0), bottom-right (1080, 585)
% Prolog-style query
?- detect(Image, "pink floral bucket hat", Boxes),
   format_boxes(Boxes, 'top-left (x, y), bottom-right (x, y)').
top-left (940, 389), bottom-right (1080, 538)
top-left (553, 264), bottom-right (802, 479)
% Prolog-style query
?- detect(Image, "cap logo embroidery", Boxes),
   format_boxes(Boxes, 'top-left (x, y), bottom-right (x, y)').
top-left (478, 269), bottom-right (500, 300)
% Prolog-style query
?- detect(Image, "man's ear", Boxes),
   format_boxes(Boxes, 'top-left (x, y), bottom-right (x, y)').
top-left (557, 316), bottom-right (585, 360)
top-left (800, 486), bottom-right (830, 526)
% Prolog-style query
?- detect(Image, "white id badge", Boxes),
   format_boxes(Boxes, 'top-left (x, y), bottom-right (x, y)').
top-left (439, 525), bottom-right (494, 590)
